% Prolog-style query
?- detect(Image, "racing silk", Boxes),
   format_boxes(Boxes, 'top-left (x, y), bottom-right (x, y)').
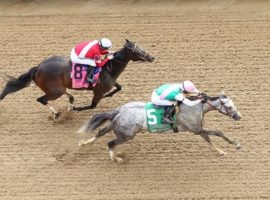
top-left (74, 40), bottom-right (109, 67)
top-left (154, 84), bottom-right (201, 106)
top-left (155, 84), bottom-right (183, 101)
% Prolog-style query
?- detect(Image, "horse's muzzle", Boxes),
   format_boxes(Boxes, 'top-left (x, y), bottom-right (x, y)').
top-left (148, 56), bottom-right (155, 62)
top-left (232, 112), bottom-right (242, 121)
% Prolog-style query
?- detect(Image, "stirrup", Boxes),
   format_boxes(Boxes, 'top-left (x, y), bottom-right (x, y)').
top-left (87, 77), bottom-right (93, 83)
top-left (163, 117), bottom-right (174, 124)
top-left (86, 73), bottom-right (93, 83)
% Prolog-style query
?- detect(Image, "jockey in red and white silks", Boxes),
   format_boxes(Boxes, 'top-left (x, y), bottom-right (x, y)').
top-left (70, 38), bottom-right (113, 67)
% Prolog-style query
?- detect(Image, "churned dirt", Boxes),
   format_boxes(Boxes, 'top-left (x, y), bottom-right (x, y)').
top-left (0, 0), bottom-right (270, 199)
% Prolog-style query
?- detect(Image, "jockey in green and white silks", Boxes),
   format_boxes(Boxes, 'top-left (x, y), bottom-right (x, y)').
top-left (151, 80), bottom-right (203, 124)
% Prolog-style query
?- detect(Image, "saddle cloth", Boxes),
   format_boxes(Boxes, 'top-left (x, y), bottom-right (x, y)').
top-left (145, 102), bottom-right (175, 133)
top-left (71, 63), bottom-right (101, 88)
top-left (71, 63), bottom-right (89, 89)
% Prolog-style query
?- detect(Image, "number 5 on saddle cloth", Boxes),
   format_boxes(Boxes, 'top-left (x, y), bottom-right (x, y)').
top-left (145, 102), bottom-right (178, 133)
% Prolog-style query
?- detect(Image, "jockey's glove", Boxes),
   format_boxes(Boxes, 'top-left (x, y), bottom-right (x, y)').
top-left (107, 54), bottom-right (114, 60)
top-left (201, 96), bottom-right (208, 104)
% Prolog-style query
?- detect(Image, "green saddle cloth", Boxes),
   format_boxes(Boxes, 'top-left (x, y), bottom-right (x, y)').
top-left (145, 102), bottom-right (175, 133)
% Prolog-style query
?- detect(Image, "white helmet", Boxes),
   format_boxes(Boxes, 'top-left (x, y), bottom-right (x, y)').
top-left (181, 80), bottom-right (199, 93)
top-left (99, 38), bottom-right (112, 50)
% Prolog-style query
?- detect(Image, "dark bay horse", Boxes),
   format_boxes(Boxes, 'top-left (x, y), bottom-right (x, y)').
top-left (77, 93), bottom-right (242, 163)
top-left (0, 39), bottom-right (155, 118)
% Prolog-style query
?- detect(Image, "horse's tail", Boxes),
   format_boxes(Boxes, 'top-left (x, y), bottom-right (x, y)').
top-left (76, 109), bottom-right (119, 133)
top-left (0, 66), bottom-right (38, 100)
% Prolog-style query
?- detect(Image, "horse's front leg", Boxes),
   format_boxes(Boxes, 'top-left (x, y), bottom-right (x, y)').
top-left (103, 82), bottom-right (122, 98)
top-left (199, 130), bottom-right (226, 156)
top-left (202, 129), bottom-right (241, 149)
top-left (73, 93), bottom-right (103, 111)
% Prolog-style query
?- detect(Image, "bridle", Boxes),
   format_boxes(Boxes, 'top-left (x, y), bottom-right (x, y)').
top-left (105, 44), bottom-right (140, 72)
top-left (204, 97), bottom-right (238, 118)
top-left (106, 43), bottom-right (150, 72)
top-left (126, 43), bottom-right (149, 61)
top-left (206, 98), bottom-right (229, 115)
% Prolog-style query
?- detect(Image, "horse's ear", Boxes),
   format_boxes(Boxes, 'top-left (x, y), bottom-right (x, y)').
top-left (125, 39), bottom-right (131, 43)
top-left (219, 90), bottom-right (225, 96)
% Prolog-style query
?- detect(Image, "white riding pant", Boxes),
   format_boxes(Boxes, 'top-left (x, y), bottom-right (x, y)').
top-left (151, 91), bottom-right (174, 106)
top-left (70, 48), bottom-right (96, 66)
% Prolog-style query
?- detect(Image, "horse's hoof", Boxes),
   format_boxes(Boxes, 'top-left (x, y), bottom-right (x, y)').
top-left (67, 105), bottom-right (74, 111)
top-left (115, 157), bottom-right (124, 164)
top-left (218, 150), bottom-right (226, 156)
top-left (73, 107), bottom-right (82, 111)
top-left (78, 141), bottom-right (85, 146)
top-left (53, 112), bottom-right (61, 120)
top-left (236, 142), bottom-right (241, 149)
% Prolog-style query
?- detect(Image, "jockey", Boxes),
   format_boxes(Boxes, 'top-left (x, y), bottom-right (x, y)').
top-left (151, 80), bottom-right (204, 124)
top-left (70, 38), bottom-right (114, 82)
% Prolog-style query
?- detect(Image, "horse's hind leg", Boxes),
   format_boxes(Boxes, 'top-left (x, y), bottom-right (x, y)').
top-left (200, 131), bottom-right (226, 156)
top-left (108, 138), bottom-right (127, 163)
top-left (108, 130), bottom-right (136, 163)
top-left (78, 123), bottom-right (113, 146)
top-left (66, 92), bottom-right (74, 111)
top-left (203, 129), bottom-right (241, 149)
top-left (37, 94), bottom-right (62, 120)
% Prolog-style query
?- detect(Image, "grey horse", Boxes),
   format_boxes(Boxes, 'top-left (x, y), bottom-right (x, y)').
top-left (77, 93), bottom-right (242, 163)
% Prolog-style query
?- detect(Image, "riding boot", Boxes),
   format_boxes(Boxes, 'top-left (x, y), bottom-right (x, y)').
top-left (87, 66), bottom-right (95, 83)
top-left (163, 106), bottom-right (175, 124)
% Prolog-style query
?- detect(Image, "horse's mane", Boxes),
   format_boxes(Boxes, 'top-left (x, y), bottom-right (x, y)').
top-left (187, 94), bottom-right (227, 101)
top-left (112, 41), bottom-right (134, 59)
top-left (103, 46), bottom-right (127, 73)
top-left (207, 94), bottom-right (227, 101)
top-left (113, 48), bottom-right (124, 59)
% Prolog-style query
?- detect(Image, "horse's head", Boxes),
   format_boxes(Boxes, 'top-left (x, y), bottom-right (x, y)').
top-left (124, 39), bottom-right (155, 62)
top-left (206, 94), bottom-right (242, 121)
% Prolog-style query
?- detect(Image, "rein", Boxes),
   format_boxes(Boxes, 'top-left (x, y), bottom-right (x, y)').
top-left (113, 58), bottom-right (128, 65)
top-left (106, 57), bottom-right (128, 73)
top-left (105, 48), bottom-right (129, 72)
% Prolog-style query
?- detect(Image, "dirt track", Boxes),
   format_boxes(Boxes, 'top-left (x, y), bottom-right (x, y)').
top-left (0, 0), bottom-right (270, 199)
